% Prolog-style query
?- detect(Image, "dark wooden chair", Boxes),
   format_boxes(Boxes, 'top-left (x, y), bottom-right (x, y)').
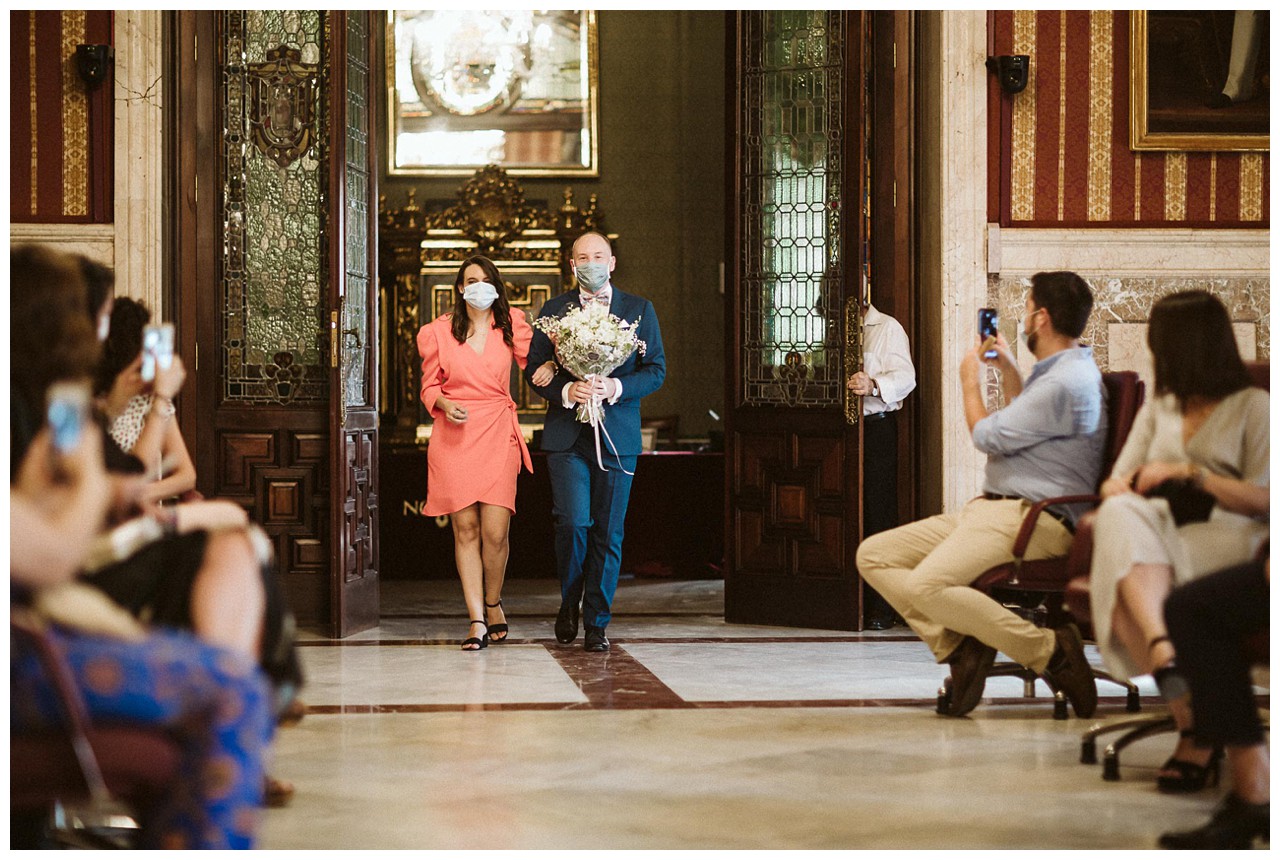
top-left (10, 610), bottom-right (182, 848)
top-left (937, 370), bottom-right (1146, 718)
top-left (1068, 360), bottom-right (1269, 778)
top-left (640, 414), bottom-right (680, 449)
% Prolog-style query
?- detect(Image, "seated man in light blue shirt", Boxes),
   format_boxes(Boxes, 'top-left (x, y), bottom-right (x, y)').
top-left (857, 271), bottom-right (1107, 718)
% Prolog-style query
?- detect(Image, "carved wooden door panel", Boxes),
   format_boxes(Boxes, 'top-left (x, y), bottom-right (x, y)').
top-left (725, 11), bottom-right (868, 630)
top-left (327, 10), bottom-right (380, 636)
top-left (179, 11), bottom-right (378, 636)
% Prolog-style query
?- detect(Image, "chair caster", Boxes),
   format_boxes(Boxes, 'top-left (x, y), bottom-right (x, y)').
top-left (1125, 689), bottom-right (1141, 712)
top-left (936, 683), bottom-right (952, 716)
top-left (1080, 738), bottom-right (1097, 764)
top-left (1102, 751), bottom-right (1120, 781)
top-left (1053, 691), bottom-right (1069, 721)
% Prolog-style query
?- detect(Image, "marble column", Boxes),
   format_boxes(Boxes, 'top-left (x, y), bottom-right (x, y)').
top-left (112, 10), bottom-right (165, 314)
top-left (920, 11), bottom-right (988, 513)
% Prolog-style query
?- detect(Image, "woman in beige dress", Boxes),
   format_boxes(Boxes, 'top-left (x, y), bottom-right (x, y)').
top-left (1090, 291), bottom-right (1268, 793)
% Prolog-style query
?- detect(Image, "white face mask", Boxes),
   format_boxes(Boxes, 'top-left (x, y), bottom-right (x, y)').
top-left (97, 314), bottom-right (111, 342)
top-left (462, 281), bottom-right (499, 311)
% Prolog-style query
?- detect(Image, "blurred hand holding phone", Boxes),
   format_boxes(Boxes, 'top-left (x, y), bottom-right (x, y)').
top-left (977, 308), bottom-right (999, 360)
top-left (139, 323), bottom-right (175, 384)
top-left (47, 381), bottom-right (91, 457)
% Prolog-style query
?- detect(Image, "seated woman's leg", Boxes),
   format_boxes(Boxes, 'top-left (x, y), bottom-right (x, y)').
top-left (190, 528), bottom-right (265, 658)
top-left (11, 625), bottom-right (273, 849)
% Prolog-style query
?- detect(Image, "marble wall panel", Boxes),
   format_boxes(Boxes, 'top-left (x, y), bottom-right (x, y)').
top-left (985, 274), bottom-right (1269, 406)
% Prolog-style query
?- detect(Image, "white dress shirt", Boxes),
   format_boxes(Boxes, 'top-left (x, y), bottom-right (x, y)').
top-left (861, 303), bottom-right (916, 416)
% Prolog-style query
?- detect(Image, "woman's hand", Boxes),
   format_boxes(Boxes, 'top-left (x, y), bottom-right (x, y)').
top-left (1132, 461), bottom-right (1195, 495)
top-left (531, 361), bottom-right (557, 387)
top-left (435, 396), bottom-right (468, 424)
top-left (1100, 476), bottom-right (1134, 499)
top-left (102, 355), bottom-right (146, 418)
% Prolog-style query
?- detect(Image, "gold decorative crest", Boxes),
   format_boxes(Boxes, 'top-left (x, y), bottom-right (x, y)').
top-left (248, 46), bottom-right (319, 169)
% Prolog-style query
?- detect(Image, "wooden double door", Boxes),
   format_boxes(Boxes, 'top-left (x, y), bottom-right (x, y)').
top-left (172, 10), bottom-right (380, 637)
top-left (724, 11), bottom-right (914, 630)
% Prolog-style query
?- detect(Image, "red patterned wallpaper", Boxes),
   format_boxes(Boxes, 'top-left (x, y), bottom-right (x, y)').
top-left (988, 10), bottom-right (1269, 228)
top-left (10, 10), bottom-right (114, 224)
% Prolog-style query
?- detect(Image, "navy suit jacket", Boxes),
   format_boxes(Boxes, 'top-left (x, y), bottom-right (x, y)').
top-left (525, 286), bottom-right (666, 455)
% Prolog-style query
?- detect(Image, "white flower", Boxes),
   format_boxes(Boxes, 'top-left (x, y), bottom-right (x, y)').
top-left (534, 305), bottom-right (647, 425)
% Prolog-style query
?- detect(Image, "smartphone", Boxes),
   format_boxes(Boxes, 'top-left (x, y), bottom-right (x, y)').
top-left (47, 381), bottom-right (90, 456)
top-left (978, 308), bottom-right (999, 359)
top-left (140, 323), bottom-right (175, 383)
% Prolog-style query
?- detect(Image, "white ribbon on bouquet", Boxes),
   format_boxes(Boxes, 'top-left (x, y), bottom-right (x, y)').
top-left (581, 374), bottom-right (633, 476)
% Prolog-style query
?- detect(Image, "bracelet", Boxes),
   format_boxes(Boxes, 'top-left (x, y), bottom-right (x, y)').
top-left (150, 395), bottom-right (176, 418)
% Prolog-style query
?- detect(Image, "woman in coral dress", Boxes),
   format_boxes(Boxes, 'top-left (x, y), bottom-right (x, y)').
top-left (418, 256), bottom-right (555, 650)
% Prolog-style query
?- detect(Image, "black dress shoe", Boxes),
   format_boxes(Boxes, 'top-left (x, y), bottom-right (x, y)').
top-left (1159, 793), bottom-right (1269, 849)
top-left (584, 626), bottom-right (609, 652)
top-left (945, 635), bottom-right (996, 717)
top-left (865, 614), bottom-right (894, 631)
top-left (1043, 623), bottom-right (1097, 718)
top-left (555, 601), bottom-right (580, 644)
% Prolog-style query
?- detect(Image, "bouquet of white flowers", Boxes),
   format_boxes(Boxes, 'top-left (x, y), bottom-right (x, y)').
top-left (534, 303), bottom-right (647, 428)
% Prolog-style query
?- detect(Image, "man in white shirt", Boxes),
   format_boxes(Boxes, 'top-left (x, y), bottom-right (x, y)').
top-left (847, 302), bottom-right (916, 629)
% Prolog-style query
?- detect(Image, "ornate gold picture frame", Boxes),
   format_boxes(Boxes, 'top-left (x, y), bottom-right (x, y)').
top-left (1130, 11), bottom-right (1269, 152)
top-left (387, 10), bottom-right (600, 176)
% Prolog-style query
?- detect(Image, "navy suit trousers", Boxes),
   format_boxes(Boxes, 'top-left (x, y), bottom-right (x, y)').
top-left (547, 428), bottom-right (637, 629)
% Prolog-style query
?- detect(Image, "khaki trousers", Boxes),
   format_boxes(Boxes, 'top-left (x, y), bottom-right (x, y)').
top-left (856, 498), bottom-right (1073, 672)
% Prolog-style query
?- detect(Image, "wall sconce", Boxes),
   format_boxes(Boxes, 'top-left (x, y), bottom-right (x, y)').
top-left (76, 44), bottom-right (113, 90)
top-left (986, 55), bottom-right (1030, 94)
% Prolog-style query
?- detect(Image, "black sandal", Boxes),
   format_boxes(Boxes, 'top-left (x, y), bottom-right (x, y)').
top-left (1157, 729), bottom-right (1222, 794)
top-left (485, 600), bottom-right (509, 643)
top-left (461, 620), bottom-right (488, 651)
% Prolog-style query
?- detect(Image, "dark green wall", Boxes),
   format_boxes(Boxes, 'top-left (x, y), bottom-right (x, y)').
top-left (381, 10), bottom-right (727, 437)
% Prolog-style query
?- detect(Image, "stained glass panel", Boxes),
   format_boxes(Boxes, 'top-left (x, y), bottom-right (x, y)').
top-left (221, 10), bottom-right (328, 404)
top-left (343, 11), bottom-right (371, 410)
top-left (741, 10), bottom-right (845, 408)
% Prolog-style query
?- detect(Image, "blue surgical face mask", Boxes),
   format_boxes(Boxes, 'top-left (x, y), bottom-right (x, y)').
top-left (462, 281), bottom-right (498, 311)
top-left (574, 261), bottom-right (610, 293)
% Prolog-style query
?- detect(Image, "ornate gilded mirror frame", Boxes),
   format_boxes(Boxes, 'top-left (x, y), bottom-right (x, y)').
top-left (386, 10), bottom-right (600, 176)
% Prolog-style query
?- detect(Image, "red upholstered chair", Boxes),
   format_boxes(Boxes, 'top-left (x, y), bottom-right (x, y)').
top-left (10, 611), bottom-right (182, 848)
top-left (937, 371), bottom-right (1146, 719)
top-left (1069, 360), bottom-right (1269, 778)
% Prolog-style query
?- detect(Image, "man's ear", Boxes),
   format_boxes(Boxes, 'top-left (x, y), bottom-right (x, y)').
top-left (608, 256), bottom-right (617, 273)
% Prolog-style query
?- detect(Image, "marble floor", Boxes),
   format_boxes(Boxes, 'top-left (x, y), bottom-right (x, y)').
top-left (260, 578), bottom-right (1261, 851)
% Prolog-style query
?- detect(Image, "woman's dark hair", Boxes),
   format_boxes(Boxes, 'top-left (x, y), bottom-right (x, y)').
top-left (79, 257), bottom-right (115, 322)
top-left (1148, 290), bottom-right (1251, 405)
top-left (1029, 271), bottom-right (1093, 339)
top-left (449, 255), bottom-right (514, 350)
top-left (95, 297), bottom-right (152, 395)
top-left (10, 245), bottom-right (101, 411)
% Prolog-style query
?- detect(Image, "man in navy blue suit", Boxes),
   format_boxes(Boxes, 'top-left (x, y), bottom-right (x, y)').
top-left (525, 231), bottom-right (666, 651)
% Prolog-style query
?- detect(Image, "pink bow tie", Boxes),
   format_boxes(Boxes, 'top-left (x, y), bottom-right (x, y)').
top-left (580, 289), bottom-right (611, 308)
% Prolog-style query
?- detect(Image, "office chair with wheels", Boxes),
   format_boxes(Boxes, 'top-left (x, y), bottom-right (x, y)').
top-left (1069, 360), bottom-right (1269, 778)
top-left (937, 370), bottom-right (1146, 719)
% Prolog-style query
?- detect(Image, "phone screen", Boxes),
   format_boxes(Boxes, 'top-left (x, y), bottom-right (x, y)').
top-left (978, 308), bottom-right (999, 359)
top-left (47, 382), bottom-right (89, 455)
top-left (141, 325), bottom-right (160, 382)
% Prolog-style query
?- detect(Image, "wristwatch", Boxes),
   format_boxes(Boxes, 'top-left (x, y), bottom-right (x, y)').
top-left (871, 380), bottom-right (880, 399)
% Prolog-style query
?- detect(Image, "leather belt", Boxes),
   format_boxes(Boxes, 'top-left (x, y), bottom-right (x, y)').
top-left (981, 492), bottom-right (1075, 533)
top-left (863, 410), bottom-right (894, 422)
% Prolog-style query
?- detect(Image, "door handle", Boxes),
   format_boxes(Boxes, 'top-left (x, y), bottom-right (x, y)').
top-left (844, 295), bottom-right (862, 426)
